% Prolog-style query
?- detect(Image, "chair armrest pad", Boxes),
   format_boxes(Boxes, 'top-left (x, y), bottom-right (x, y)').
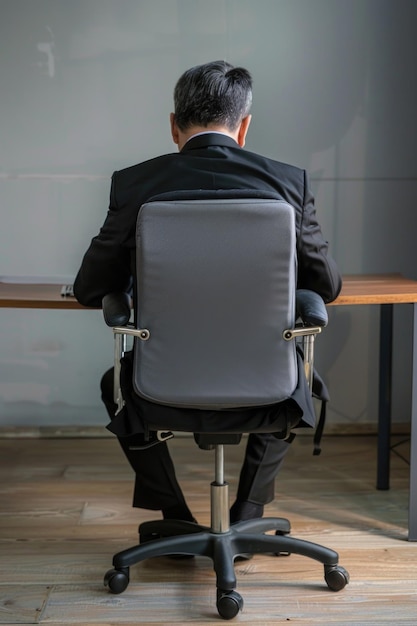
top-left (102, 292), bottom-right (131, 327)
top-left (296, 289), bottom-right (328, 327)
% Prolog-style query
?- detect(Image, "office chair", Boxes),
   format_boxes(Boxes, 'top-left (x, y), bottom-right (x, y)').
top-left (102, 191), bottom-right (349, 620)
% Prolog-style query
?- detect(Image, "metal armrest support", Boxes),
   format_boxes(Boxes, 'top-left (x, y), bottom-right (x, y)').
top-left (102, 292), bottom-right (151, 414)
top-left (108, 326), bottom-right (150, 413)
top-left (284, 290), bottom-right (327, 390)
top-left (102, 292), bottom-right (132, 413)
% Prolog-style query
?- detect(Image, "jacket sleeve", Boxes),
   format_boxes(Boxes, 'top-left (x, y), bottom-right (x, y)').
top-left (296, 171), bottom-right (342, 303)
top-left (73, 173), bottom-right (133, 308)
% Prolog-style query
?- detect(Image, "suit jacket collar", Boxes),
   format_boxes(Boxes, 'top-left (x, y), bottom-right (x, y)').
top-left (180, 132), bottom-right (240, 152)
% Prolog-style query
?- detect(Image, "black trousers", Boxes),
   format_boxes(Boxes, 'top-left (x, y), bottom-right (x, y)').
top-left (101, 368), bottom-right (291, 511)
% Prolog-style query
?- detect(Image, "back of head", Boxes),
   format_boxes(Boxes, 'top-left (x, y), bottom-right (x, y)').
top-left (173, 60), bottom-right (253, 132)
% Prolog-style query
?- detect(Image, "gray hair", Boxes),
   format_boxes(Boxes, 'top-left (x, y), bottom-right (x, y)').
top-left (173, 60), bottom-right (253, 131)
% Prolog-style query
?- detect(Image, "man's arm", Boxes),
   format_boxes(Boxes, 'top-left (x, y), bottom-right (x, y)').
top-left (296, 171), bottom-right (342, 304)
top-left (73, 174), bottom-right (133, 308)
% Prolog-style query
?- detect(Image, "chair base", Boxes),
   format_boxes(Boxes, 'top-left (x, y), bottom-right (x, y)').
top-left (104, 517), bottom-right (349, 619)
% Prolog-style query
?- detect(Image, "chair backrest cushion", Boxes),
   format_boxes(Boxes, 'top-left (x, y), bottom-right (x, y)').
top-left (133, 196), bottom-right (298, 410)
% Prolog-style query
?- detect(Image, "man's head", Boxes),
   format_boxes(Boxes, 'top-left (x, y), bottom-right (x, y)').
top-left (170, 60), bottom-right (253, 149)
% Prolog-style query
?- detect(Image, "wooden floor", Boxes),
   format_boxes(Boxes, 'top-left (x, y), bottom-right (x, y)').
top-left (0, 433), bottom-right (415, 625)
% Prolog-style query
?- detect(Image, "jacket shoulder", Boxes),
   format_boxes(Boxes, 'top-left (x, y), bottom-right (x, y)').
top-left (113, 152), bottom-right (178, 180)
top-left (243, 148), bottom-right (305, 177)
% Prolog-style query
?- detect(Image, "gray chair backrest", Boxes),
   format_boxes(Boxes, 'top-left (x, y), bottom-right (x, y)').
top-left (133, 197), bottom-right (298, 410)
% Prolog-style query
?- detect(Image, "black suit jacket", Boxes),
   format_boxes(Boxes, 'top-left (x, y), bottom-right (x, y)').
top-left (74, 133), bottom-right (341, 307)
top-left (74, 133), bottom-right (342, 435)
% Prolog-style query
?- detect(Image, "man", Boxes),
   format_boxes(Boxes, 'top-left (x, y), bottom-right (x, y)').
top-left (74, 60), bottom-right (342, 526)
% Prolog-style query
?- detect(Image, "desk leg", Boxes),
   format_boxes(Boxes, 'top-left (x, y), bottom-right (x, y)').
top-left (377, 303), bottom-right (393, 490)
top-left (408, 303), bottom-right (417, 540)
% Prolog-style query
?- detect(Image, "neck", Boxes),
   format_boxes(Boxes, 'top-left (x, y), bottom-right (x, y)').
top-left (177, 126), bottom-right (238, 151)
top-left (170, 113), bottom-right (251, 151)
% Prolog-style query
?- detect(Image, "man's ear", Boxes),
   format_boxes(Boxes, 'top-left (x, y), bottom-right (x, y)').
top-left (170, 113), bottom-right (180, 145)
top-left (237, 114), bottom-right (252, 147)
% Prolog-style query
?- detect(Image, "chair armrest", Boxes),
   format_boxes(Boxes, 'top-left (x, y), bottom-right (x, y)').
top-left (102, 292), bottom-right (131, 327)
top-left (296, 289), bottom-right (328, 327)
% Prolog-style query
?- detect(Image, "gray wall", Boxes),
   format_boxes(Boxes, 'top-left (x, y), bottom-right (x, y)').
top-left (1, 0), bottom-right (417, 428)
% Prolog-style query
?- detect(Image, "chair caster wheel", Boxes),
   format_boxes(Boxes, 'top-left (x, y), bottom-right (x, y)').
top-left (104, 568), bottom-right (129, 594)
top-left (274, 529), bottom-right (291, 556)
top-left (216, 589), bottom-right (243, 620)
top-left (324, 565), bottom-right (350, 591)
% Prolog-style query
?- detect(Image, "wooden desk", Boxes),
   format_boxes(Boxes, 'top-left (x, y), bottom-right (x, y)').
top-left (331, 273), bottom-right (417, 306)
top-left (0, 282), bottom-right (85, 309)
top-left (329, 273), bottom-right (417, 541)
top-left (3, 274), bottom-right (417, 307)
top-left (1, 274), bottom-right (417, 540)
